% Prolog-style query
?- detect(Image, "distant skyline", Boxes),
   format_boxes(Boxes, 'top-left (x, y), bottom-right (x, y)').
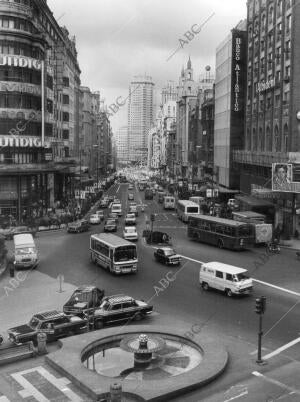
top-left (48, 0), bottom-right (246, 131)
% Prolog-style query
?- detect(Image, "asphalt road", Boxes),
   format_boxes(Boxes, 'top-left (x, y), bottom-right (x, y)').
top-left (18, 181), bottom-right (300, 401)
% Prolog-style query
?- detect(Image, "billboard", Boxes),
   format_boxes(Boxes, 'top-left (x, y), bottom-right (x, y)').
top-left (272, 163), bottom-right (300, 192)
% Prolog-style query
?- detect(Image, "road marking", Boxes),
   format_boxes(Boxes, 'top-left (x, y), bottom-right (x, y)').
top-left (116, 185), bottom-right (120, 193)
top-left (252, 371), bottom-right (300, 396)
top-left (223, 390), bottom-right (248, 402)
top-left (263, 337), bottom-right (300, 360)
top-left (179, 255), bottom-right (204, 264)
top-left (253, 279), bottom-right (300, 297)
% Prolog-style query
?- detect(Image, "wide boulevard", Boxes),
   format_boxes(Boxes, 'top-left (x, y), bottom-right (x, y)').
top-left (6, 181), bottom-right (300, 401)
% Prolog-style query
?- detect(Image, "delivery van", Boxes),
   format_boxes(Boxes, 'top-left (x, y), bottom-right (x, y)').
top-left (13, 233), bottom-right (38, 269)
top-left (199, 261), bottom-right (253, 297)
top-left (111, 203), bottom-right (122, 216)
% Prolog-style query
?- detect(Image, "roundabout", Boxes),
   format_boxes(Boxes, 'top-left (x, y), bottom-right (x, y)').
top-left (46, 325), bottom-right (228, 401)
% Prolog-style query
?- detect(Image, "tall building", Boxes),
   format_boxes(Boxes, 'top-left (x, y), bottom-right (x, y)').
top-left (233, 0), bottom-right (300, 237)
top-left (0, 0), bottom-right (81, 221)
top-left (115, 126), bottom-right (128, 165)
top-left (214, 20), bottom-right (247, 189)
top-left (127, 75), bottom-right (154, 163)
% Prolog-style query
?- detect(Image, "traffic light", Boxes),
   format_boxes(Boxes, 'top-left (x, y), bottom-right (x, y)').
top-left (255, 296), bottom-right (266, 315)
top-left (150, 213), bottom-right (155, 222)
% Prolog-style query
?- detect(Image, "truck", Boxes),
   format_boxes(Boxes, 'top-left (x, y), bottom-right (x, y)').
top-left (63, 286), bottom-right (105, 316)
top-left (13, 233), bottom-right (38, 269)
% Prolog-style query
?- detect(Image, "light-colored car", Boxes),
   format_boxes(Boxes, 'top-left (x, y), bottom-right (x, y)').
top-left (128, 193), bottom-right (134, 201)
top-left (123, 226), bottom-right (138, 241)
top-left (128, 184), bottom-right (134, 190)
top-left (125, 213), bottom-right (136, 225)
top-left (89, 214), bottom-right (101, 224)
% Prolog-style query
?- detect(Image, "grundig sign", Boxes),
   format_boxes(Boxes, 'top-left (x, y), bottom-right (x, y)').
top-left (0, 136), bottom-right (50, 148)
top-left (0, 55), bottom-right (42, 70)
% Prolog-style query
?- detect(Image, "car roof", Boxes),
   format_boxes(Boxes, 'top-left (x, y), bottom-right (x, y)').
top-left (74, 285), bottom-right (98, 292)
top-left (202, 262), bottom-right (247, 274)
top-left (105, 294), bottom-right (134, 304)
top-left (33, 310), bottom-right (65, 320)
top-left (159, 247), bottom-right (174, 251)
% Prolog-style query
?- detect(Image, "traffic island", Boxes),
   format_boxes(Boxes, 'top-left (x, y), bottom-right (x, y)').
top-left (46, 325), bottom-right (228, 401)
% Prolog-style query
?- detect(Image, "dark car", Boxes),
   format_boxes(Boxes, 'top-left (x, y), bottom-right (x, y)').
top-left (104, 218), bottom-right (117, 232)
top-left (8, 310), bottom-right (87, 345)
top-left (5, 226), bottom-right (37, 240)
top-left (63, 286), bottom-right (105, 316)
top-left (100, 199), bottom-right (109, 208)
top-left (146, 231), bottom-right (171, 244)
top-left (67, 220), bottom-right (89, 233)
top-left (91, 294), bottom-right (153, 329)
top-left (154, 247), bottom-right (181, 266)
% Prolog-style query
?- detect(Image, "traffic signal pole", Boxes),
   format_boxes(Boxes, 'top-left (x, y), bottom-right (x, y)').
top-left (257, 313), bottom-right (263, 364)
top-left (255, 296), bottom-right (267, 364)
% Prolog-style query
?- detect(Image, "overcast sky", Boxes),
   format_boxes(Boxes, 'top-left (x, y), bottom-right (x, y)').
top-left (48, 0), bottom-right (246, 131)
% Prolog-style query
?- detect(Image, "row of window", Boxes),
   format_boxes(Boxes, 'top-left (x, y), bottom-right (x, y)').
top-left (249, 0), bottom-right (293, 29)
top-left (0, 41), bottom-right (44, 59)
top-left (0, 93), bottom-right (41, 109)
top-left (0, 67), bottom-right (41, 85)
top-left (91, 240), bottom-right (110, 257)
top-left (189, 219), bottom-right (252, 237)
top-left (0, 120), bottom-right (53, 136)
top-left (245, 124), bottom-right (289, 153)
top-left (0, 15), bottom-right (37, 34)
top-left (0, 151), bottom-right (43, 164)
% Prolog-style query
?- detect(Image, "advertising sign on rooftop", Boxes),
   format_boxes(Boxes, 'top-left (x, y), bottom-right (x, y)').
top-left (272, 163), bottom-right (300, 193)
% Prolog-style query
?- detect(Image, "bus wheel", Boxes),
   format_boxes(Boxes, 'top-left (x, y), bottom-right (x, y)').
top-left (218, 239), bottom-right (224, 249)
top-left (202, 282), bottom-right (209, 291)
top-left (225, 288), bottom-right (233, 297)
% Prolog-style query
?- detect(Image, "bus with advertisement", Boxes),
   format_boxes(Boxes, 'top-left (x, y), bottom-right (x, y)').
top-left (232, 211), bottom-right (273, 244)
top-left (90, 233), bottom-right (138, 274)
top-left (187, 214), bottom-right (255, 250)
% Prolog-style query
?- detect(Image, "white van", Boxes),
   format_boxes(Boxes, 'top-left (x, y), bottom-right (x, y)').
top-left (111, 203), bottom-right (122, 216)
top-left (13, 233), bottom-right (38, 269)
top-left (164, 196), bottom-right (175, 210)
top-left (199, 262), bottom-right (253, 297)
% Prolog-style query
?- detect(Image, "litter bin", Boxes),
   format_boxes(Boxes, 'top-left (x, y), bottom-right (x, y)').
top-left (37, 332), bottom-right (47, 355)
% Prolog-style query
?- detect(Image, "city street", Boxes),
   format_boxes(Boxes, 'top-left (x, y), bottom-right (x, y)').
top-left (2, 182), bottom-right (300, 401)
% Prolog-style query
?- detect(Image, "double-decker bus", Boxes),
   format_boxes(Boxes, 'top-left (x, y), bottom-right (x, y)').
top-left (177, 200), bottom-right (200, 222)
top-left (90, 234), bottom-right (138, 274)
top-left (187, 214), bottom-right (255, 250)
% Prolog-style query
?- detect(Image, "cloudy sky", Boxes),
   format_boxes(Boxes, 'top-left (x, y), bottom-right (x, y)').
top-left (48, 0), bottom-right (246, 131)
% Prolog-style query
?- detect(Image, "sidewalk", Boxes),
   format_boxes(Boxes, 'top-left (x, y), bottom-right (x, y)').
top-left (280, 238), bottom-right (300, 251)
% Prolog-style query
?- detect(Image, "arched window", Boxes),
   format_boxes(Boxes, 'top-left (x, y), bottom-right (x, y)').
top-left (259, 127), bottom-right (264, 151)
top-left (274, 125), bottom-right (281, 152)
top-left (283, 123), bottom-right (289, 152)
top-left (269, 6), bottom-right (274, 24)
top-left (253, 128), bottom-right (258, 151)
top-left (266, 126), bottom-right (272, 151)
top-left (261, 14), bottom-right (266, 30)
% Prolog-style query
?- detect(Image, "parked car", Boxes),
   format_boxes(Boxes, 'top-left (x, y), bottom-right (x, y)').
top-left (63, 286), bottom-right (105, 316)
top-left (91, 294), bottom-right (153, 329)
top-left (154, 247), bottom-right (181, 266)
top-left (67, 220), bottom-right (89, 233)
top-left (125, 213), bottom-right (136, 226)
top-left (89, 214), bottom-right (101, 224)
top-left (8, 310), bottom-right (87, 345)
top-left (128, 193), bottom-right (134, 201)
top-left (104, 219), bottom-right (117, 232)
top-left (95, 210), bottom-right (105, 221)
top-left (4, 226), bottom-right (37, 240)
top-left (123, 226), bottom-right (138, 241)
top-left (129, 202), bottom-right (138, 216)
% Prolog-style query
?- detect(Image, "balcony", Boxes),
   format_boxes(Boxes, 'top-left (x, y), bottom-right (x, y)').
top-left (232, 150), bottom-right (298, 167)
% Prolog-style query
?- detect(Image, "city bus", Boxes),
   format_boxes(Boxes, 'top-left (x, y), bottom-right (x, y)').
top-left (187, 214), bottom-right (255, 250)
top-left (232, 211), bottom-right (272, 244)
top-left (90, 233), bottom-right (138, 274)
top-left (177, 200), bottom-right (200, 222)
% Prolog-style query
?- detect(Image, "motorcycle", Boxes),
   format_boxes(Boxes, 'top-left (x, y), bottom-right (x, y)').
top-left (266, 242), bottom-right (280, 254)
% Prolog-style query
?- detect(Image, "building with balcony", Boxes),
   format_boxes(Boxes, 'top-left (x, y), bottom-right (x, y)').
top-left (233, 0), bottom-right (300, 237)
top-left (0, 0), bottom-right (81, 221)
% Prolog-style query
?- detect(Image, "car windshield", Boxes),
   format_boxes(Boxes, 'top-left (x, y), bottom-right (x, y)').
top-left (125, 227), bottom-right (136, 233)
top-left (106, 220), bottom-right (115, 224)
top-left (69, 290), bottom-right (90, 303)
top-left (234, 272), bottom-right (249, 281)
top-left (29, 317), bottom-right (40, 329)
top-left (164, 249), bottom-right (175, 256)
top-left (15, 247), bottom-right (35, 255)
top-left (126, 214), bottom-right (135, 218)
top-left (99, 300), bottom-right (110, 310)
top-left (114, 245), bottom-right (137, 262)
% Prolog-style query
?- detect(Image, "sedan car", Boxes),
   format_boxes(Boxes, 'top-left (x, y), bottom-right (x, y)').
top-left (128, 193), bottom-right (134, 201)
top-left (104, 219), bottom-right (117, 232)
top-left (91, 294), bottom-right (153, 329)
top-left (67, 220), bottom-right (89, 233)
top-left (154, 247), bottom-right (181, 265)
top-left (8, 310), bottom-right (87, 345)
top-left (125, 213), bottom-right (136, 226)
top-left (128, 184), bottom-right (134, 190)
top-left (95, 210), bottom-right (105, 221)
top-left (99, 199), bottom-right (109, 208)
top-left (108, 212), bottom-right (119, 222)
top-left (123, 226), bottom-right (138, 241)
top-left (89, 214), bottom-right (101, 224)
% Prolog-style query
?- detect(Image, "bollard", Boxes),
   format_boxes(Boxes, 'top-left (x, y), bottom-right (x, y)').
top-left (110, 383), bottom-right (122, 402)
top-left (9, 262), bottom-right (15, 278)
top-left (37, 332), bottom-right (47, 355)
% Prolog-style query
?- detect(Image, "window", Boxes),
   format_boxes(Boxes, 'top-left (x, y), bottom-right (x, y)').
top-left (63, 130), bottom-right (69, 139)
top-left (285, 40), bottom-right (291, 59)
top-left (276, 70), bottom-right (281, 82)
top-left (274, 125), bottom-right (281, 151)
top-left (47, 75), bottom-right (53, 90)
top-left (266, 126), bottom-right (272, 151)
top-left (283, 124), bottom-right (289, 152)
top-left (63, 94), bottom-right (69, 105)
top-left (47, 99), bottom-right (53, 113)
top-left (216, 271), bottom-right (223, 279)
top-left (226, 273), bottom-right (233, 281)
top-left (62, 112), bottom-right (69, 122)
top-left (275, 93), bottom-right (281, 107)
top-left (286, 15), bottom-right (291, 33)
top-left (63, 77), bottom-right (69, 87)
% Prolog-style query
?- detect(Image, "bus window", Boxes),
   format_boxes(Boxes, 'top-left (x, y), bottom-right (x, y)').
top-left (187, 206), bottom-right (199, 213)
top-left (238, 226), bottom-right (251, 236)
